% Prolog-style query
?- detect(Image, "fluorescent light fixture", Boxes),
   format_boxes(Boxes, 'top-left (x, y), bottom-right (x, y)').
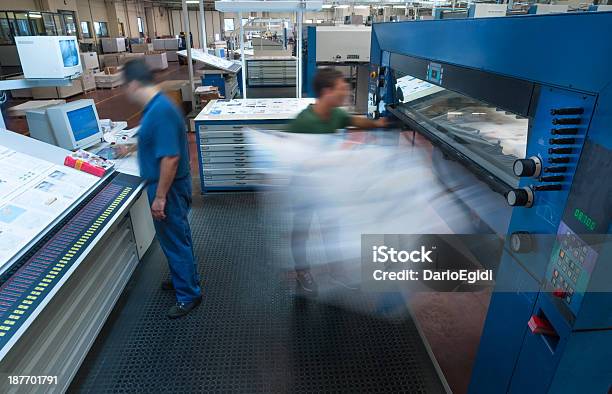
top-left (393, 5), bottom-right (406, 8)
top-left (28, 13), bottom-right (42, 19)
top-left (354, 5), bottom-right (370, 9)
top-left (186, 0), bottom-right (199, 3)
top-left (335, 4), bottom-right (350, 8)
top-left (215, 1), bottom-right (323, 12)
top-left (322, 4), bottom-right (333, 8)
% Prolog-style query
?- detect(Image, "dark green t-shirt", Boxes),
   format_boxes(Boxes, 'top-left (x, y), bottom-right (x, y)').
top-left (287, 105), bottom-right (351, 134)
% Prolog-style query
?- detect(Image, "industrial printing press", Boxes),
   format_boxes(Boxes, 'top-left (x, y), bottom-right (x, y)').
top-left (368, 11), bottom-right (612, 393)
top-left (0, 129), bottom-right (152, 392)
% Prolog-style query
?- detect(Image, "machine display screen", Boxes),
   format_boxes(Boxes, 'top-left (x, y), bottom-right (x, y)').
top-left (60, 39), bottom-right (79, 67)
top-left (395, 75), bottom-right (528, 188)
top-left (67, 105), bottom-right (100, 142)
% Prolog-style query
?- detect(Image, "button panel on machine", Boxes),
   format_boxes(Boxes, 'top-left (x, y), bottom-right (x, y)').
top-left (546, 220), bottom-right (598, 315)
top-left (0, 173), bottom-right (138, 349)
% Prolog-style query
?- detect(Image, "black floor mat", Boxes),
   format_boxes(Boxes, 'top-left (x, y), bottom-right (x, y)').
top-left (70, 192), bottom-right (445, 393)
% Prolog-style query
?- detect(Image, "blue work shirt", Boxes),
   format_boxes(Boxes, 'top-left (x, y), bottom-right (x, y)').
top-left (138, 93), bottom-right (190, 183)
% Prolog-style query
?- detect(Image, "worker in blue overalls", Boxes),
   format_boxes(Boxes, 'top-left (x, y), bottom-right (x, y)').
top-left (124, 59), bottom-right (202, 319)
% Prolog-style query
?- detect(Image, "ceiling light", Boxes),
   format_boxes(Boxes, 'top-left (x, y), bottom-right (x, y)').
top-left (322, 4), bottom-right (333, 8)
top-left (335, 4), bottom-right (350, 8)
top-left (354, 5), bottom-right (370, 9)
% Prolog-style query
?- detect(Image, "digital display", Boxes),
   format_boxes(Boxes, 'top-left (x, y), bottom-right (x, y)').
top-left (60, 39), bottom-right (78, 67)
top-left (66, 105), bottom-right (100, 142)
top-left (574, 208), bottom-right (597, 231)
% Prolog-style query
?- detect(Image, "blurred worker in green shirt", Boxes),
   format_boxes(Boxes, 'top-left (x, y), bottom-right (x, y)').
top-left (287, 68), bottom-right (386, 294)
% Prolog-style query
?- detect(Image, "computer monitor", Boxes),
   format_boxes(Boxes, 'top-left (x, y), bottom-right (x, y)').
top-left (15, 36), bottom-right (82, 79)
top-left (44, 99), bottom-right (102, 150)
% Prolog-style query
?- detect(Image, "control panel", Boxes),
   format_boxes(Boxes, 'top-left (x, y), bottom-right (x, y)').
top-left (0, 173), bottom-right (139, 349)
top-left (545, 221), bottom-right (598, 316)
top-left (509, 102), bottom-right (590, 208)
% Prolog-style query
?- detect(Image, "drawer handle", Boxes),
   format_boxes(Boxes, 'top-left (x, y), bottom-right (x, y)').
top-left (236, 182), bottom-right (247, 185)
top-left (234, 151), bottom-right (246, 156)
top-left (232, 132), bottom-right (242, 136)
top-left (233, 138), bottom-right (245, 143)
top-left (232, 126), bottom-right (243, 130)
top-left (236, 175), bottom-right (246, 179)
top-left (234, 146), bottom-right (245, 150)
top-left (235, 158), bottom-right (246, 162)
top-left (235, 170), bottom-right (246, 174)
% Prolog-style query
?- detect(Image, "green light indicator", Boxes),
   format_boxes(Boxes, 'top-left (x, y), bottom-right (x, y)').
top-left (574, 208), bottom-right (597, 231)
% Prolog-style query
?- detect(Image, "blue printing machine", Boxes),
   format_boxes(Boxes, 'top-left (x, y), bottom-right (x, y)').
top-left (368, 12), bottom-right (612, 393)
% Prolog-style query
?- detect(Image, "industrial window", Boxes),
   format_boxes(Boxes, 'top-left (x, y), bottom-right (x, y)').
top-left (94, 21), bottom-right (109, 37)
top-left (137, 17), bottom-right (144, 34)
top-left (58, 10), bottom-right (77, 35)
top-left (224, 18), bottom-right (234, 32)
top-left (80, 21), bottom-right (91, 38)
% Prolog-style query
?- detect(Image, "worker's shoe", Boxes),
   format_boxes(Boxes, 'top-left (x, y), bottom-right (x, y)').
top-left (161, 280), bottom-right (174, 291)
top-left (329, 270), bottom-right (359, 291)
top-left (167, 296), bottom-right (202, 319)
top-left (296, 269), bottom-right (318, 295)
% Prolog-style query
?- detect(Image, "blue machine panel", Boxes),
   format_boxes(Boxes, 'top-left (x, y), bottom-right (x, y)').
top-left (369, 12), bottom-right (612, 394)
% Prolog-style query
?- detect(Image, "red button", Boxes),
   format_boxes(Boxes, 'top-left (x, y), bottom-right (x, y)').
top-left (553, 288), bottom-right (567, 298)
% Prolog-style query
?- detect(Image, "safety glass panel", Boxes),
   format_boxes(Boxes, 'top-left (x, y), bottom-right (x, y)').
top-left (394, 74), bottom-right (529, 188)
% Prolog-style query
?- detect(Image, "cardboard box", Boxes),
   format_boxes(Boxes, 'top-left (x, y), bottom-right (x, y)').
top-left (32, 82), bottom-right (83, 99)
top-left (79, 70), bottom-right (96, 91)
top-left (166, 51), bottom-right (178, 62)
top-left (157, 80), bottom-right (190, 108)
top-left (101, 37), bottom-right (126, 53)
top-left (144, 52), bottom-right (168, 71)
top-left (80, 52), bottom-right (99, 70)
top-left (95, 71), bottom-right (124, 88)
top-left (118, 52), bottom-right (144, 65)
top-left (100, 54), bottom-right (120, 67)
top-left (153, 38), bottom-right (180, 51)
top-left (132, 43), bottom-right (154, 53)
top-left (104, 66), bottom-right (119, 75)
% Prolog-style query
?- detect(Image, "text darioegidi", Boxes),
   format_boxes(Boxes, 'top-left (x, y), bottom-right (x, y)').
top-left (372, 269), bottom-right (493, 283)
top-left (370, 245), bottom-right (492, 284)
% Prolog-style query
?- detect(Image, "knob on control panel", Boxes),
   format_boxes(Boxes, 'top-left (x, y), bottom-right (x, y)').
top-left (513, 156), bottom-right (542, 178)
top-left (510, 231), bottom-right (534, 253)
top-left (507, 187), bottom-right (534, 207)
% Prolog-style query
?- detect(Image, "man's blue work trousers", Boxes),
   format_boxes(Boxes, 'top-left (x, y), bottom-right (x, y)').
top-left (147, 177), bottom-right (201, 303)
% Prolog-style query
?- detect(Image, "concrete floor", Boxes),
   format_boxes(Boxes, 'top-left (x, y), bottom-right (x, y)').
top-left (2, 62), bottom-right (489, 394)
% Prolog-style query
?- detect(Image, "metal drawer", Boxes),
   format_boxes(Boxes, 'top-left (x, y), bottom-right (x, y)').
top-left (203, 168), bottom-right (263, 176)
top-left (198, 123), bottom-right (287, 133)
top-left (202, 173), bottom-right (267, 181)
top-left (202, 151), bottom-right (263, 159)
top-left (201, 161), bottom-right (252, 169)
top-left (201, 155), bottom-right (267, 164)
top-left (203, 180), bottom-right (258, 187)
top-left (200, 136), bottom-right (247, 144)
top-left (200, 143), bottom-right (255, 152)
